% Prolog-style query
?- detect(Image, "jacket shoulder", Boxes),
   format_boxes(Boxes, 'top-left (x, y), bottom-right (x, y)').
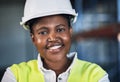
top-left (10, 60), bottom-right (38, 78)
top-left (75, 59), bottom-right (106, 74)
top-left (10, 60), bottom-right (38, 70)
top-left (68, 59), bottom-right (106, 82)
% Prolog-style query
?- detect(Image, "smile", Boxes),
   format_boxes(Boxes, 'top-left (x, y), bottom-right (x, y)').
top-left (46, 43), bottom-right (64, 53)
top-left (49, 45), bottom-right (62, 50)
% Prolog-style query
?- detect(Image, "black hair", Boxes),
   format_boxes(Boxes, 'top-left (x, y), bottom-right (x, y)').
top-left (25, 14), bottom-right (72, 34)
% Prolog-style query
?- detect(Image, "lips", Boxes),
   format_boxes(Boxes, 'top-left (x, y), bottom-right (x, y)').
top-left (46, 43), bottom-right (63, 49)
top-left (46, 43), bottom-right (64, 53)
top-left (49, 45), bottom-right (62, 50)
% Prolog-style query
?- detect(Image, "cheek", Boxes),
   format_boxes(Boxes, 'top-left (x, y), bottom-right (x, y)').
top-left (35, 38), bottom-right (45, 53)
top-left (37, 38), bottom-right (42, 43)
top-left (34, 38), bottom-right (43, 48)
top-left (63, 35), bottom-right (71, 44)
top-left (35, 37), bottom-right (47, 48)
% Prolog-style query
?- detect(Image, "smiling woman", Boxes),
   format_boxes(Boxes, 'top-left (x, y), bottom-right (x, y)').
top-left (1, 0), bottom-right (110, 82)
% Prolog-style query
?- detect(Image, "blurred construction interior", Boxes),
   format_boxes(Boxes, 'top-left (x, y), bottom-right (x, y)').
top-left (0, 0), bottom-right (120, 82)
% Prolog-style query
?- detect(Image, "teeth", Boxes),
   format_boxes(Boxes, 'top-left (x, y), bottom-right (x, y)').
top-left (49, 45), bottom-right (61, 50)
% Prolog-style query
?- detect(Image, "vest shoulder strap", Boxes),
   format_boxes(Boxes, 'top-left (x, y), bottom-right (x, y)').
top-left (68, 59), bottom-right (106, 82)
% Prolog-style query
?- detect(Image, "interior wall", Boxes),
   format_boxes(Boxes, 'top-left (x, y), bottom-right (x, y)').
top-left (0, 0), bottom-right (36, 80)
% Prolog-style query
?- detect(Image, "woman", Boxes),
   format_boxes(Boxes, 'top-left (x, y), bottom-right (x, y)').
top-left (2, 0), bottom-right (110, 82)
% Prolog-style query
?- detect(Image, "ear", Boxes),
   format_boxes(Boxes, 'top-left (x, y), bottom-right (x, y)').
top-left (70, 27), bottom-right (73, 37)
top-left (31, 33), bottom-right (35, 44)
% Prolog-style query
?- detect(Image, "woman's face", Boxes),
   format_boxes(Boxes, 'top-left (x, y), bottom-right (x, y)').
top-left (31, 15), bottom-right (72, 62)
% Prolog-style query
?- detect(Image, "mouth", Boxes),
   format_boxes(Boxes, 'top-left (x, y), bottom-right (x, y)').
top-left (49, 45), bottom-right (62, 50)
top-left (46, 43), bottom-right (64, 53)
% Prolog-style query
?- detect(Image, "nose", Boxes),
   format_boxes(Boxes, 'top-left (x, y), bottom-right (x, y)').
top-left (47, 32), bottom-right (57, 42)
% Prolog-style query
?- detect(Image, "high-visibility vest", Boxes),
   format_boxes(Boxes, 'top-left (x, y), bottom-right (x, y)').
top-left (10, 59), bottom-right (106, 82)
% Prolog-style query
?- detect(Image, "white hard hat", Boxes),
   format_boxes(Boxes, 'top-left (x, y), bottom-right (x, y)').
top-left (20, 0), bottom-right (77, 30)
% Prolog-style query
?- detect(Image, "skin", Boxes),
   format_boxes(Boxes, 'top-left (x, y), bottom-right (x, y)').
top-left (31, 15), bottom-right (73, 76)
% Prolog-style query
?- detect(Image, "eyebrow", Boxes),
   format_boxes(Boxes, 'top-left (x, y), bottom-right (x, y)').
top-left (56, 24), bottom-right (65, 28)
top-left (36, 27), bottom-right (48, 31)
top-left (35, 24), bottom-right (66, 32)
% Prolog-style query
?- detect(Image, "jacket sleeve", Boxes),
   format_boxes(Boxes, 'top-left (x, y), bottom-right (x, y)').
top-left (98, 73), bottom-right (110, 82)
top-left (1, 67), bottom-right (17, 82)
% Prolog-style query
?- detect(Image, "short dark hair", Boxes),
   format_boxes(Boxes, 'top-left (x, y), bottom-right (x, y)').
top-left (25, 14), bottom-right (72, 34)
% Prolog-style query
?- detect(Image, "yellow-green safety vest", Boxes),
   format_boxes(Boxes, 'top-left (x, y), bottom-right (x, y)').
top-left (10, 59), bottom-right (106, 82)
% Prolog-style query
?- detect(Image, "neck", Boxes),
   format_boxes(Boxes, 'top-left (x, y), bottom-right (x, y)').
top-left (43, 57), bottom-right (71, 76)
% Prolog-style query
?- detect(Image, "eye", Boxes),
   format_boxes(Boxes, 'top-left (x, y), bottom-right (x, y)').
top-left (57, 28), bottom-right (65, 32)
top-left (38, 31), bottom-right (48, 35)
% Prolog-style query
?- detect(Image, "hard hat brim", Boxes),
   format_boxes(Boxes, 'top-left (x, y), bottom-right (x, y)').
top-left (20, 10), bottom-right (77, 30)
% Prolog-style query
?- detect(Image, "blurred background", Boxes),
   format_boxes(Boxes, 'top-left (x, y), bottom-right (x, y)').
top-left (0, 0), bottom-right (119, 82)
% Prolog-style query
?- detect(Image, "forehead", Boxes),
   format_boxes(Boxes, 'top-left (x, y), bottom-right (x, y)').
top-left (37, 15), bottom-right (68, 24)
top-left (29, 14), bottom-right (70, 33)
top-left (31, 15), bottom-right (69, 30)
